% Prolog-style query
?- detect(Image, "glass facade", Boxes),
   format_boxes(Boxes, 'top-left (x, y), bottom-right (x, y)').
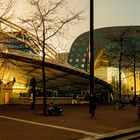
top-left (68, 32), bottom-right (89, 71)
top-left (67, 26), bottom-right (140, 95)
top-left (68, 26), bottom-right (140, 72)
top-left (0, 32), bottom-right (34, 54)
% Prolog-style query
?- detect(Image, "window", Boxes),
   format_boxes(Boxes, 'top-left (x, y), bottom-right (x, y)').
top-left (71, 53), bottom-right (74, 57)
top-left (81, 64), bottom-right (85, 68)
top-left (76, 59), bottom-right (79, 62)
top-left (69, 59), bottom-right (73, 62)
top-left (77, 53), bottom-right (80, 57)
top-left (75, 64), bottom-right (78, 67)
top-left (80, 37), bottom-right (83, 41)
top-left (84, 53), bottom-right (87, 57)
top-left (82, 59), bottom-right (86, 62)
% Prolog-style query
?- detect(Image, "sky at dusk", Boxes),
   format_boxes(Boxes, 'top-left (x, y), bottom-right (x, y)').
top-left (14, 0), bottom-right (89, 51)
top-left (14, 0), bottom-right (140, 51)
top-left (95, 0), bottom-right (140, 29)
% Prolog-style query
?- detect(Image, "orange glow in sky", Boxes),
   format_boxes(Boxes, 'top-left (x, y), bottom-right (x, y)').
top-left (13, 0), bottom-right (140, 51)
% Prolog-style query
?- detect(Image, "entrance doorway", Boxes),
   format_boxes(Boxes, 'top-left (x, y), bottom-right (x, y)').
top-left (4, 92), bottom-right (10, 104)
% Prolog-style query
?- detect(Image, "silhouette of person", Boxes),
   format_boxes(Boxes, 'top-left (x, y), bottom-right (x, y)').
top-left (89, 95), bottom-right (96, 118)
top-left (72, 95), bottom-right (77, 104)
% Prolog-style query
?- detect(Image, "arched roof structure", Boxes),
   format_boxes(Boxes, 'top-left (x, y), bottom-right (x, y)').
top-left (0, 17), bottom-right (113, 94)
top-left (68, 26), bottom-right (140, 71)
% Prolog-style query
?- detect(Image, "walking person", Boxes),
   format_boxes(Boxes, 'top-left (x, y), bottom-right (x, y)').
top-left (89, 95), bottom-right (96, 119)
top-left (72, 94), bottom-right (77, 104)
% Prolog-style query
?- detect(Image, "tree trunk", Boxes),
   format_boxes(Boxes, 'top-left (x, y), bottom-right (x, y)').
top-left (133, 55), bottom-right (137, 105)
top-left (118, 38), bottom-right (122, 101)
top-left (42, 45), bottom-right (47, 116)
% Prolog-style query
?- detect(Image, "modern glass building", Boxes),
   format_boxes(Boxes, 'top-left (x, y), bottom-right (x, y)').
top-left (68, 26), bottom-right (140, 95)
top-left (68, 32), bottom-right (90, 72)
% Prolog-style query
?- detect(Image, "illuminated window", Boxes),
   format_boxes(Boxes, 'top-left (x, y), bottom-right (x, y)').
top-left (79, 48), bottom-right (82, 51)
top-left (81, 42), bottom-right (85, 46)
top-left (74, 42), bottom-right (78, 46)
top-left (76, 59), bottom-right (79, 62)
top-left (82, 59), bottom-right (86, 62)
top-left (72, 48), bottom-right (75, 51)
top-left (81, 64), bottom-right (85, 68)
top-left (69, 59), bottom-right (73, 62)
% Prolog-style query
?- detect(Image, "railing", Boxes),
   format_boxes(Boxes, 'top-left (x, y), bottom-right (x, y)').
top-left (9, 97), bottom-right (30, 104)
top-left (9, 97), bottom-right (89, 105)
top-left (96, 127), bottom-right (140, 140)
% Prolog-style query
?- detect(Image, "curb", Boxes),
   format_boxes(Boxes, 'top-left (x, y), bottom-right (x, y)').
top-left (95, 126), bottom-right (140, 140)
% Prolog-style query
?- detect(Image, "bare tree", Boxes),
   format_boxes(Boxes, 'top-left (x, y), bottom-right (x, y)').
top-left (0, 0), bottom-right (15, 70)
top-left (124, 39), bottom-right (140, 105)
top-left (0, 0), bottom-right (14, 18)
top-left (105, 27), bottom-right (132, 103)
top-left (19, 0), bottom-right (84, 115)
top-left (0, 0), bottom-right (15, 46)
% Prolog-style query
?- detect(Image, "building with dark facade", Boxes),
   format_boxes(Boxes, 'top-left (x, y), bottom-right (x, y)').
top-left (68, 26), bottom-right (140, 95)
top-left (68, 26), bottom-right (140, 70)
top-left (68, 32), bottom-right (90, 72)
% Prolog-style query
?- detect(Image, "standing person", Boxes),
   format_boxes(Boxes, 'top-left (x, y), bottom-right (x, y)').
top-left (90, 95), bottom-right (96, 118)
top-left (72, 94), bottom-right (77, 104)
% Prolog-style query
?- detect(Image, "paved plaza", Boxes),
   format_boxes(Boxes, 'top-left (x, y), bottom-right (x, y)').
top-left (0, 104), bottom-right (140, 140)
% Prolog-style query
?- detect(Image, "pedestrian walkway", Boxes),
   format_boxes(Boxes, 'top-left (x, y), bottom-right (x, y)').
top-left (0, 115), bottom-right (100, 137)
top-left (0, 104), bottom-right (139, 140)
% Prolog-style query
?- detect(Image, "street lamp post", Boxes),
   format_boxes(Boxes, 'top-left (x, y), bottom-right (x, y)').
top-left (90, 0), bottom-right (94, 96)
top-left (89, 0), bottom-right (95, 110)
